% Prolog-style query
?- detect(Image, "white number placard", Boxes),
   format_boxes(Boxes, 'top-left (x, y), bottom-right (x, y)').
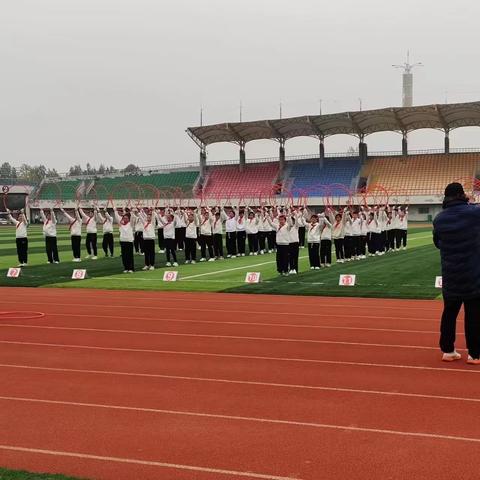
top-left (245, 272), bottom-right (261, 283)
top-left (72, 269), bottom-right (87, 280)
top-left (435, 276), bottom-right (443, 288)
top-left (7, 268), bottom-right (21, 278)
top-left (163, 271), bottom-right (178, 282)
top-left (339, 274), bottom-right (356, 286)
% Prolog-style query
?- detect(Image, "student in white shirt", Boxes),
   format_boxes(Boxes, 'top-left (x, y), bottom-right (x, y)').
top-left (198, 209), bottom-right (215, 261)
top-left (343, 210), bottom-right (353, 262)
top-left (267, 214), bottom-right (290, 275)
top-left (366, 209), bottom-right (379, 256)
top-left (175, 208), bottom-right (187, 251)
top-left (184, 210), bottom-right (199, 263)
top-left (79, 208), bottom-right (98, 259)
top-left (305, 211), bottom-right (322, 269)
top-left (140, 209), bottom-right (157, 270)
top-left (236, 207), bottom-right (247, 256)
top-left (96, 208), bottom-right (114, 257)
top-left (114, 207), bottom-right (134, 272)
top-left (60, 207), bottom-right (82, 262)
top-left (288, 212), bottom-right (300, 274)
top-left (40, 208), bottom-right (59, 264)
top-left (360, 211), bottom-right (368, 259)
top-left (397, 207), bottom-right (409, 250)
top-left (297, 207), bottom-right (306, 248)
top-left (211, 209), bottom-right (224, 259)
top-left (267, 208), bottom-right (277, 253)
top-left (329, 208), bottom-right (345, 264)
top-left (246, 210), bottom-right (260, 255)
top-left (258, 208), bottom-right (270, 254)
top-left (133, 210), bottom-right (144, 255)
top-left (156, 208), bottom-right (166, 253)
top-left (320, 213), bottom-right (333, 267)
top-left (157, 211), bottom-right (178, 266)
top-left (223, 208), bottom-right (237, 258)
top-left (7, 208), bottom-right (29, 266)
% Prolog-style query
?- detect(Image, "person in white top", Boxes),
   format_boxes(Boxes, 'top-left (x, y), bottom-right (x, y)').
top-left (7, 208), bottom-right (29, 266)
top-left (257, 208), bottom-right (270, 254)
top-left (198, 209), bottom-right (215, 261)
top-left (157, 210), bottom-right (179, 266)
top-left (288, 211), bottom-right (300, 274)
top-left (96, 208), bottom-right (114, 257)
top-left (319, 213), bottom-right (333, 267)
top-left (40, 208), bottom-right (59, 264)
top-left (343, 210), bottom-right (354, 262)
top-left (139, 208), bottom-right (157, 270)
top-left (297, 207), bottom-right (306, 248)
top-left (305, 210), bottom-right (323, 269)
top-left (365, 209), bottom-right (380, 256)
top-left (183, 209), bottom-right (199, 264)
top-left (79, 208), bottom-right (98, 259)
top-left (60, 207), bottom-right (82, 262)
top-left (397, 206), bottom-right (409, 250)
top-left (113, 207), bottom-right (135, 272)
top-left (328, 208), bottom-right (346, 264)
top-left (267, 214), bottom-right (290, 275)
top-left (133, 210), bottom-right (144, 255)
top-left (385, 208), bottom-right (395, 252)
top-left (235, 207), bottom-right (247, 256)
top-left (360, 211), bottom-right (368, 258)
top-left (223, 208), bottom-right (237, 258)
top-left (156, 208), bottom-right (166, 253)
top-left (246, 209), bottom-right (260, 255)
top-left (211, 208), bottom-right (224, 259)
top-left (175, 208), bottom-right (187, 251)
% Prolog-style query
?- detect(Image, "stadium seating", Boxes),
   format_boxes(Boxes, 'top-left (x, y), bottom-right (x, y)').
top-left (367, 153), bottom-right (479, 195)
top-left (36, 180), bottom-right (82, 201)
top-left (201, 163), bottom-right (279, 198)
top-left (287, 157), bottom-right (362, 196)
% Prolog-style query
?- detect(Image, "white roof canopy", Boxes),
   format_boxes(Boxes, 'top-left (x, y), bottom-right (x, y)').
top-left (187, 101), bottom-right (480, 148)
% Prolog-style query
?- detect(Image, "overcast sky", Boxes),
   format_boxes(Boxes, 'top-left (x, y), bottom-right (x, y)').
top-left (1, 0), bottom-right (480, 171)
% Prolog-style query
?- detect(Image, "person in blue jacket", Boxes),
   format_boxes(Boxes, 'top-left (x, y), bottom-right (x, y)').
top-left (433, 182), bottom-right (480, 365)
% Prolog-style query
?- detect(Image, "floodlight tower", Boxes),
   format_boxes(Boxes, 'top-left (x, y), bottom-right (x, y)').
top-left (392, 51), bottom-right (423, 107)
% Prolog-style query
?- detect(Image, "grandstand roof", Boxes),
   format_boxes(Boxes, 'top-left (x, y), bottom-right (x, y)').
top-left (186, 101), bottom-right (480, 147)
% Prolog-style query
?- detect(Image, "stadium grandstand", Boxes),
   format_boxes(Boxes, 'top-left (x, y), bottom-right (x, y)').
top-left (2, 101), bottom-right (480, 223)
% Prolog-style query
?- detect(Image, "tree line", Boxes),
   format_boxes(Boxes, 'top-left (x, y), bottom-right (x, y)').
top-left (0, 162), bottom-right (141, 183)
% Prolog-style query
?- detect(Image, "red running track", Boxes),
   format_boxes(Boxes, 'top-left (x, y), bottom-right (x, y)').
top-left (0, 287), bottom-right (478, 480)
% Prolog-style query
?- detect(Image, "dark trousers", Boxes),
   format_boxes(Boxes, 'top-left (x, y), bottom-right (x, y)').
top-left (237, 230), bottom-right (246, 254)
top-left (247, 233), bottom-right (259, 254)
top-left (351, 236), bottom-right (361, 257)
top-left (134, 231), bottom-right (144, 254)
top-left (367, 232), bottom-right (376, 254)
top-left (387, 230), bottom-right (395, 251)
top-left (334, 238), bottom-right (344, 260)
top-left (213, 233), bottom-right (223, 258)
top-left (298, 226), bottom-right (306, 247)
top-left (45, 236), bottom-right (59, 263)
top-left (199, 234), bottom-right (214, 259)
top-left (440, 297), bottom-right (480, 359)
top-left (157, 229), bottom-right (165, 251)
top-left (103, 232), bottom-right (114, 256)
top-left (185, 237), bottom-right (197, 261)
top-left (71, 235), bottom-right (81, 259)
top-left (120, 241), bottom-right (134, 271)
top-left (16, 237), bottom-right (28, 264)
top-left (396, 229), bottom-right (407, 248)
top-left (276, 244), bottom-right (289, 274)
top-left (308, 242), bottom-right (320, 267)
top-left (258, 231), bottom-right (267, 252)
top-left (360, 235), bottom-right (367, 256)
top-left (320, 239), bottom-right (332, 265)
top-left (143, 239), bottom-right (155, 267)
top-left (226, 232), bottom-right (237, 256)
top-left (164, 238), bottom-right (177, 263)
top-left (176, 227), bottom-right (186, 250)
top-left (86, 232), bottom-right (98, 256)
top-left (288, 242), bottom-right (299, 272)
top-left (344, 236), bottom-right (353, 259)
top-left (267, 231), bottom-right (276, 251)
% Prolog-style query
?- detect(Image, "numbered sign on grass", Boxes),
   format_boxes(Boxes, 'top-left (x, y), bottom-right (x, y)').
top-left (339, 274), bottom-right (356, 286)
top-left (7, 268), bottom-right (21, 278)
top-left (245, 272), bottom-right (261, 283)
top-left (435, 276), bottom-right (443, 288)
top-left (72, 269), bottom-right (87, 280)
top-left (163, 271), bottom-right (178, 282)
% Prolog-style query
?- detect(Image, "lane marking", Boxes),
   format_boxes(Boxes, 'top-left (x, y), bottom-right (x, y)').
top-left (0, 321), bottom-right (442, 335)
top-left (0, 445), bottom-right (301, 480)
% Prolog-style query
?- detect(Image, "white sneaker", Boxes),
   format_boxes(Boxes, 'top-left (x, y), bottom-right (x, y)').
top-left (467, 355), bottom-right (480, 365)
top-left (442, 351), bottom-right (461, 362)
top-left (200, 258), bottom-right (206, 262)
top-left (403, 247), bottom-right (407, 251)
top-left (149, 266), bottom-right (155, 271)
top-left (158, 249), bottom-right (165, 254)
top-left (227, 254), bottom-right (232, 258)
top-left (191, 260), bottom-right (196, 264)
top-left (208, 258), bottom-right (215, 262)
top-left (178, 248), bottom-right (183, 251)
top-left (218, 256), bottom-right (224, 260)
top-left (128, 270), bottom-right (134, 273)
top-left (172, 262), bottom-right (178, 267)
top-left (185, 260), bottom-right (190, 264)
top-left (142, 266), bottom-right (149, 271)
top-left (241, 253), bottom-right (246, 257)
top-left (166, 262), bottom-right (172, 267)
top-left (231, 255), bottom-right (236, 258)
top-left (314, 266), bottom-right (320, 270)
top-left (92, 256), bottom-right (98, 260)
top-left (249, 252), bottom-right (254, 256)
top-left (123, 270), bottom-right (128, 273)
top-left (84, 255), bottom-right (91, 259)
top-left (310, 266), bottom-right (315, 270)
top-left (326, 264), bottom-right (331, 267)
top-left (54, 261), bottom-right (59, 264)
top-left (254, 252), bottom-right (258, 256)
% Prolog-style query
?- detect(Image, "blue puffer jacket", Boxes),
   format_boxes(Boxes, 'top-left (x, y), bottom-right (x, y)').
top-left (433, 199), bottom-right (480, 299)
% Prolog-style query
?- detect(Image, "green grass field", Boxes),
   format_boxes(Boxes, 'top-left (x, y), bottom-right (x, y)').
top-left (0, 468), bottom-right (85, 480)
top-left (0, 224), bottom-right (440, 299)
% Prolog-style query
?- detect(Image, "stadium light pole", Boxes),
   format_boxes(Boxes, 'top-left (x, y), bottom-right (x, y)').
top-left (392, 51), bottom-right (423, 107)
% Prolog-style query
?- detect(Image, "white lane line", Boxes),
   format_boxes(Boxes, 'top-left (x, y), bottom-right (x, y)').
top-left (0, 321), bottom-right (441, 335)
top-left (0, 332), bottom-right (438, 350)
top-left (0, 300), bottom-right (443, 318)
top-left (0, 445), bottom-right (301, 480)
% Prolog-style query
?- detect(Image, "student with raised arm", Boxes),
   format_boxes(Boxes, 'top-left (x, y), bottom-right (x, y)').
top-left (235, 206), bottom-right (247, 256)
top-left (377, 206), bottom-right (389, 254)
top-left (329, 207), bottom-right (345, 264)
top-left (114, 206), bottom-right (134, 273)
top-left (397, 206), bottom-right (409, 250)
top-left (60, 207), bottom-right (82, 262)
top-left (40, 208), bottom-right (59, 264)
top-left (319, 212), bottom-right (333, 267)
top-left (132, 208), bottom-right (144, 256)
top-left (175, 207), bottom-right (187, 251)
top-left (267, 207), bottom-right (277, 253)
top-left (365, 207), bottom-right (380, 256)
top-left (246, 208), bottom-right (260, 255)
top-left (140, 208), bottom-right (157, 270)
top-left (156, 207), bottom-right (166, 253)
top-left (267, 214), bottom-right (290, 276)
top-left (350, 210), bottom-right (362, 260)
top-left (258, 207), bottom-right (270, 254)
top-left (288, 210), bottom-right (300, 274)
top-left (96, 208), bottom-right (114, 257)
top-left (297, 207), bottom-right (306, 248)
top-left (360, 210), bottom-right (368, 259)
top-left (223, 207), bottom-right (237, 258)
top-left (305, 209), bottom-right (322, 270)
top-left (157, 208), bottom-right (179, 267)
top-left (198, 208), bottom-right (215, 262)
top-left (79, 207), bottom-right (98, 259)
top-left (7, 208), bottom-right (29, 266)
top-left (184, 209), bottom-right (199, 264)
top-left (343, 209), bottom-right (353, 262)
top-left (211, 208), bottom-right (224, 260)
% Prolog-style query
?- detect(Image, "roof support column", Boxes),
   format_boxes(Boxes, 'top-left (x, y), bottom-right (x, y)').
top-left (279, 139), bottom-right (286, 175)
top-left (319, 136), bottom-right (325, 163)
top-left (239, 142), bottom-right (246, 172)
top-left (199, 147), bottom-right (207, 178)
top-left (444, 130), bottom-right (450, 154)
top-left (359, 136), bottom-right (368, 163)
top-left (402, 133), bottom-right (408, 157)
